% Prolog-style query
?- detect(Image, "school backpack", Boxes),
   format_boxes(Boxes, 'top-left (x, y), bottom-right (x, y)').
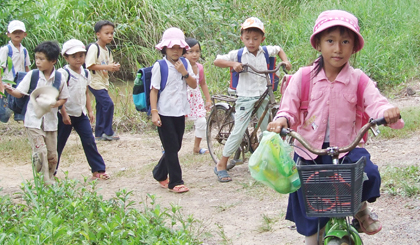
top-left (84, 43), bottom-right (111, 74)
top-left (63, 67), bottom-right (89, 86)
top-left (7, 69), bottom-right (61, 121)
top-left (3, 44), bottom-right (28, 78)
top-left (230, 46), bottom-right (279, 91)
top-left (132, 57), bottom-right (188, 115)
top-left (280, 67), bottom-right (371, 142)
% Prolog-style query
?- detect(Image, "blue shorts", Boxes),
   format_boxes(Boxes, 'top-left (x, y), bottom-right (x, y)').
top-left (285, 145), bottom-right (381, 236)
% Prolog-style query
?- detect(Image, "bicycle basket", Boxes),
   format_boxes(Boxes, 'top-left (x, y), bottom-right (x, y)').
top-left (297, 156), bottom-right (366, 217)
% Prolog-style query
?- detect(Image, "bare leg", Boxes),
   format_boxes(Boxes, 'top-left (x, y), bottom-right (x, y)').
top-left (305, 227), bottom-right (325, 245)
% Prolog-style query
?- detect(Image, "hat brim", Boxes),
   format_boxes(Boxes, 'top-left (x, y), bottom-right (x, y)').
top-left (155, 39), bottom-right (190, 50)
top-left (8, 27), bottom-right (26, 33)
top-left (30, 86), bottom-right (59, 118)
top-left (241, 26), bottom-right (265, 33)
top-left (62, 46), bottom-right (86, 55)
top-left (310, 21), bottom-right (364, 53)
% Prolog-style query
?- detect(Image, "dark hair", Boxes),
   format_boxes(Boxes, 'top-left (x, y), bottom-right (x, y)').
top-left (185, 37), bottom-right (201, 51)
top-left (34, 41), bottom-right (60, 61)
top-left (94, 20), bottom-right (115, 33)
top-left (160, 46), bottom-right (188, 55)
top-left (312, 26), bottom-right (359, 76)
top-left (240, 27), bottom-right (264, 37)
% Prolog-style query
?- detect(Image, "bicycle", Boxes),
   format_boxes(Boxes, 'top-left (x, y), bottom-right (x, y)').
top-left (279, 117), bottom-right (391, 245)
top-left (206, 62), bottom-right (287, 168)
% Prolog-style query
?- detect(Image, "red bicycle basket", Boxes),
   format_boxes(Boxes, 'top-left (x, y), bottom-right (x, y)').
top-left (297, 157), bottom-right (366, 217)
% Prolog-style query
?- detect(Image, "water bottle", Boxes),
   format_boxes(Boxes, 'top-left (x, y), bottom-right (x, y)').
top-left (134, 73), bottom-right (142, 86)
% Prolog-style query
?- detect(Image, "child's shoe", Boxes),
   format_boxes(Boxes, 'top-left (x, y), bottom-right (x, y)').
top-left (354, 202), bottom-right (382, 235)
top-left (102, 133), bottom-right (120, 141)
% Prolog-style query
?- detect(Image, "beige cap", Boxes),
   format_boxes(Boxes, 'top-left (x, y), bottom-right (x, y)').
top-left (61, 39), bottom-right (86, 55)
top-left (8, 20), bottom-right (26, 33)
top-left (241, 17), bottom-right (265, 33)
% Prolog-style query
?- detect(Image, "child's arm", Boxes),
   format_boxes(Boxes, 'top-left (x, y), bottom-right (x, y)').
top-left (150, 87), bottom-right (161, 127)
top-left (174, 60), bottom-right (196, 89)
top-left (3, 83), bottom-right (24, 98)
top-left (85, 86), bottom-right (94, 123)
top-left (52, 99), bottom-right (67, 109)
top-left (60, 105), bottom-right (72, 125)
top-left (88, 63), bottom-right (120, 72)
top-left (278, 49), bottom-right (292, 71)
top-left (0, 79), bottom-right (4, 98)
top-left (267, 116), bottom-right (289, 133)
top-left (200, 77), bottom-right (212, 111)
top-left (214, 59), bottom-right (243, 72)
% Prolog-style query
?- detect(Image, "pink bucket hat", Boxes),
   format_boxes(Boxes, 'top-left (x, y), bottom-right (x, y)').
top-left (155, 27), bottom-right (190, 50)
top-left (310, 10), bottom-right (364, 53)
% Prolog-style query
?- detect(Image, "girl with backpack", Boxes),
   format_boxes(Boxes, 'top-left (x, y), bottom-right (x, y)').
top-left (150, 27), bottom-right (197, 193)
top-left (267, 10), bottom-right (404, 244)
top-left (183, 38), bottom-right (212, 155)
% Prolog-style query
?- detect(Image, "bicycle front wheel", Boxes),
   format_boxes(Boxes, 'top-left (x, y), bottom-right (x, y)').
top-left (206, 105), bottom-right (235, 164)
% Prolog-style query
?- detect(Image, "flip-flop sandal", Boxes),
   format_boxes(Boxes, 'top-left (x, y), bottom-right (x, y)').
top-left (354, 202), bottom-right (382, 235)
top-left (195, 148), bottom-right (209, 155)
top-left (214, 167), bottom-right (232, 182)
top-left (169, 185), bottom-right (189, 193)
top-left (158, 179), bottom-right (169, 189)
top-left (91, 172), bottom-right (110, 180)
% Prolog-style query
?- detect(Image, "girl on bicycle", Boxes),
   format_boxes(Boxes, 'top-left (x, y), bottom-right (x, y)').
top-left (150, 27), bottom-right (197, 193)
top-left (183, 38), bottom-right (212, 155)
top-left (268, 10), bottom-right (404, 244)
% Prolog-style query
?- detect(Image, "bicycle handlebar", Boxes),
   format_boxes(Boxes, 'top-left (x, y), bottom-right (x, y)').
top-left (280, 117), bottom-right (389, 158)
top-left (242, 62), bottom-right (287, 74)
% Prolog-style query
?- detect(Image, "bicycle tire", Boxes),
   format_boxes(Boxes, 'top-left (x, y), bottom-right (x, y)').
top-left (206, 105), bottom-right (235, 164)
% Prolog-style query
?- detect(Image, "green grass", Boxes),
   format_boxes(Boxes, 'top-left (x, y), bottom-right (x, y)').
top-left (376, 106), bottom-right (420, 139)
top-left (0, 175), bottom-right (202, 244)
top-left (381, 165), bottom-right (420, 197)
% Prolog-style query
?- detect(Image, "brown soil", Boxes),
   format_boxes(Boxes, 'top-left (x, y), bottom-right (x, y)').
top-left (0, 95), bottom-right (419, 245)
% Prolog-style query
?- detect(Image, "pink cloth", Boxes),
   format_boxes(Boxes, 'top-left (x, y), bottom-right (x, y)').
top-left (275, 62), bottom-right (404, 160)
top-left (187, 63), bottom-right (206, 119)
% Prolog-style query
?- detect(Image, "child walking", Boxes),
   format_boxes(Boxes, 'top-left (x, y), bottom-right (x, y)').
top-left (150, 27), bottom-right (197, 193)
top-left (0, 20), bottom-right (31, 122)
top-left (85, 20), bottom-right (120, 141)
top-left (183, 38), bottom-right (211, 155)
top-left (4, 41), bottom-right (69, 185)
top-left (213, 17), bottom-right (291, 182)
top-left (56, 39), bottom-right (109, 180)
top-left (267, 10), bottom-right (404, 244)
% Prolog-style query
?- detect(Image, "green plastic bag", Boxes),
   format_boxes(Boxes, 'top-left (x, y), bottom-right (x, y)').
top-left (249, 131), bottom-right (301, 194)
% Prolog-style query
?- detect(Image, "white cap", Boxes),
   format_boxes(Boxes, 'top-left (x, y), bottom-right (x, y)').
top-left (8, 20), bottom-right (26, 33)
top-left (61, 39), bottom-right (86, 55)
top-left (241, 17), bottom-right (265, 33)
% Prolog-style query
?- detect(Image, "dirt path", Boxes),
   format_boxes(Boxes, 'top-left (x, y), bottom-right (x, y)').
top-left (1, 96), bottom-right (419, 244)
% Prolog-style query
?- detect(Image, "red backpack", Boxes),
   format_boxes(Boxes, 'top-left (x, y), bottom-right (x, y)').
top-left (279, 67), bottom-right (371, 142)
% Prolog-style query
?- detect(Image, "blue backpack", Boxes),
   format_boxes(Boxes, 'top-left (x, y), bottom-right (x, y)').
top-left (133, 57), bottom-right (188, 115)
top-left (7, 69), bottom-right (61, 121)
top-left (230, 46), bottom-right (279, 91)
top-left (3, 44), bottom-right (28, 78)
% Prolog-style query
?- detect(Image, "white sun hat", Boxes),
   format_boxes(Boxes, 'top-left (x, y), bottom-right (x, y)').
top-left (30, 86), bottom-right (59, 118)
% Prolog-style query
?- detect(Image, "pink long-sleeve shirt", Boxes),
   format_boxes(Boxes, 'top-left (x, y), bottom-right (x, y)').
top-left (275, 62), bottom-right (404, 160)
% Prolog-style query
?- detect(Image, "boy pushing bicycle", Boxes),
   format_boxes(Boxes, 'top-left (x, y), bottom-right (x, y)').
top-left (213, 17), bottom-right (291, 182)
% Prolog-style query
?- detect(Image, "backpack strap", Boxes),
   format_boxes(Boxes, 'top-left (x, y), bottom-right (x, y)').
top-left (7, 44), bottom-right (16, 77)
top-left (23, 48), bottom-right (27, 67)
top-left (158, 57), bottom-right (189, 92)
top-left (357, 72), bottom-right (370, 142)
top-left (29, 69), bottom-right (40, 94)
top-left (299, 67), bottom-right (312, 112)
top-left (64, 68), bottom-right (71, 86)
top-left (53, 71), bottom-right (62, 91)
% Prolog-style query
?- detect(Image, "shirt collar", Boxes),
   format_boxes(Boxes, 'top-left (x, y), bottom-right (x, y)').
top-left (313, 62), bottom-right (351, 85)
top-left (39, 68), bottom-right (56, 81)
top-left (242, 46), bottom-right (264, 55)
top-left (8, 40), bottom-right (22, 51)
top-left (163, 56), bottom-right (175, 67)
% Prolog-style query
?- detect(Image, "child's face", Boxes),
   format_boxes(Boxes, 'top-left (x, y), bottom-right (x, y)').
top-left (7, 30), bottom-right (27, 44)
top-left (96, 25), bottom-right (114, 44)
top-left (316, 28), bottom-right (355, 73)
top-left (240, 30), bottom-right (265, 55)
top-left (64, 52), bottom-right (86, 71)
top-left (166, 45), bottom-right (184, 62)
top-left (35, 52), bottom-right (56, 73)
top-left (183, 44), bottom-right (201, 64)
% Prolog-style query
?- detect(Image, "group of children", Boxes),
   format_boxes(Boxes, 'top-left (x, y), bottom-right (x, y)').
top-left (1, 9), bottom-right (404, 243)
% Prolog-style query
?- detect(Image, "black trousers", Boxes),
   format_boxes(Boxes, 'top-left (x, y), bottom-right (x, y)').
top-left (152, 115), bottom-right (185, 189)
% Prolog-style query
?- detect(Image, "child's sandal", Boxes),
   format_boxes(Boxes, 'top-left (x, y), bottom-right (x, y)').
top-left (158, 179), bottom-right (169, 189)
top-left (91, 172), bottom-right (110, 180)
top-left (169, 185), bottom-right (189, 193)
top-left (354, 202), bottom-right (382, 235)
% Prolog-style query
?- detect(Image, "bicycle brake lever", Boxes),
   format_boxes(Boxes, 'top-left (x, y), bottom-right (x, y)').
top-left (369, 124), bottom-right (380, 137)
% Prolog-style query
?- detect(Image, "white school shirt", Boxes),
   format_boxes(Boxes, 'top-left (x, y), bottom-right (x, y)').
top-left (0, 41), bottom-right (31, 81)
top-left (150, 57), bottom-right (194, 117)
top-left (16, 69), bottom-right (70, 131)
top-left (215, 45), bottom-right (282, 97)
top-left (58, 65), bottom-right (90, 117)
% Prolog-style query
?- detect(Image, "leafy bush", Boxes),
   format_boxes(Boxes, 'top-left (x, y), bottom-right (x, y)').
top-left (0, 175), bottom-right (201, 244)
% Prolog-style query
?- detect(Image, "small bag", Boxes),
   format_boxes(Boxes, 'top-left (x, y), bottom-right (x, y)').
top-left (249, 131), bottom-right (300, 194)
top-left (0, 96), bottom-right (12, 123)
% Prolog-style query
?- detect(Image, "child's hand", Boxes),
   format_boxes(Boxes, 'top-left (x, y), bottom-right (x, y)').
top-left (63, 114), bottom-right (72, 125)
top-left (205, 100), bottom-right (212, 111)
top-left (383, 107), bottom-right (401, 125)
top-left (267, 117), bottom-right (288, 133)
top-left (284, 61), bottom-right (292, 71)
top-left (88, 111), bottom-right (95, 124)
top-left (174, 60), bottom-right (187, 75)
top-left (4, 83), bottom-right (12, 92)
top-left (152, 112), bottom-right (162, 127)
top-left (109, 63), bottom-right (120, 72)
top-left (232, 62), bottom-right (243, 73)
